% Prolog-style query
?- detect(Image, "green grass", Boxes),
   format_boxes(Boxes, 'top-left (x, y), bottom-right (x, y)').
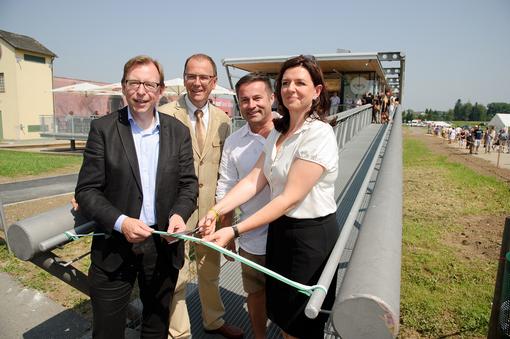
top-left (401, 136), bottom-right (510, 337)
top-left (0, 149), bottom-right (83, 177)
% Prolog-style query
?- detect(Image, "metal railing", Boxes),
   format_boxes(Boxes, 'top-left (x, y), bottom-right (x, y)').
top-left (39, 115), bottom-right (99, 140)
top-left (306, 107), bottom-right (402, 338)
top-left (329, 104), bottom-right (373, 149)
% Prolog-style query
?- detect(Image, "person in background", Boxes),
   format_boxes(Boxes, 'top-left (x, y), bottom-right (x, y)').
top-left (473, 125), bottom-right (483, 154)
top-left (200, 55), bottom-right (339, 339)
top-left (216, 73), bottom-right (276, 339)
top-left (159, 54), bottom-right (243, 339)
top-left (74, 55), bottom-right (198, 338)
top-left (329, 91), bottom-right (340, 115)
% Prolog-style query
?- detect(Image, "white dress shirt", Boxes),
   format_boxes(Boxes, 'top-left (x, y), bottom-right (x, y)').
top-left (114, 107), bottom-right (160, 231)
top-left (263, 119), bottom-right (338, 218)
top-left (216, 123), bottom-right (270, 255)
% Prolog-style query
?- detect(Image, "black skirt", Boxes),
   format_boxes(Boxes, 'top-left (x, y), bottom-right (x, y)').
top-left (266, 213), bottom-right (339, 338)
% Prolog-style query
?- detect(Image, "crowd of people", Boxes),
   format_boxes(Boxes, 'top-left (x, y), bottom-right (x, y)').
top-left (431, 124), bottom-right (510, 154)
top-left (74, 53), bottom-right (342, 339)
top-left (367, 90), bottom-right (399, 124)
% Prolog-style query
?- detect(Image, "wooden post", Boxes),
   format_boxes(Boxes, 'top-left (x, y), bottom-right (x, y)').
top-left (497, 145), bottom-right (501, 169)
top-left (488, 217), bottom-right (510, 338)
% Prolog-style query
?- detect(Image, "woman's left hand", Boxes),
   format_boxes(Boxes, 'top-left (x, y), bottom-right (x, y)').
top-left (203, 226), bottom-right (235, 248)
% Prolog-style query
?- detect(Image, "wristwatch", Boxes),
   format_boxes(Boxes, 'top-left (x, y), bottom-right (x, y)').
top-left (231, 225), bottom-right (240, 238)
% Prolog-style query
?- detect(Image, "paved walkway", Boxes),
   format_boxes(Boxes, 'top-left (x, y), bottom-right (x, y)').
top-left (0, 272), bottom-right (90, 338)
top-left (438, 136), bottom-right (510, 170)
top-left (0, 174), bottom-right (78, 205)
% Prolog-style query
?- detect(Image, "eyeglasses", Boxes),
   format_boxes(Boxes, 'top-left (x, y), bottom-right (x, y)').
top-left (184, 73), bottom-right (216, 83)
top-left (124, 80), bottom-right (161, 92)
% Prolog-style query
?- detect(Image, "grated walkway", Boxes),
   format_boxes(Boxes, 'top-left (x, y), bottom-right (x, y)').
top-left (186, 123), bottom-right (387, 338)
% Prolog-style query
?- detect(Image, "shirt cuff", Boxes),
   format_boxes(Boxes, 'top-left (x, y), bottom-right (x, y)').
top-left (114, 214), bottom-right (127, 233)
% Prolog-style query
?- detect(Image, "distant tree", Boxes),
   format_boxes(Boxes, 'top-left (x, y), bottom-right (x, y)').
top-left (487, 102), bottom-right (510, 119)
top-left (453, 99), bottom-right (463, 120)
top-left (404, 110), bottom-right (414, 123)
top-left (462, 102), bottom-right (473, 121)
top-left (470, 102), bottom-right (486, 121)
top-left (445, 109), bottom-right (454, 121)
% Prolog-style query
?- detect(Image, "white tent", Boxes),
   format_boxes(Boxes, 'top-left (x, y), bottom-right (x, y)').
top-left (164, 78), bottom-right (186, 95)
top-left (211, 84), bottom-right (235, 96)
top-left (53, 82), bottom-right (123, 96)
top-left (52, 82), bottom-right (102, 94)
top-left (488, 113), bottom-right (510, 130)
top-left (91, 79), bottom-right (235, 97)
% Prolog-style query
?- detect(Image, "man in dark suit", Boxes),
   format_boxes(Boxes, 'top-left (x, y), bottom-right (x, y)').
top-left (75, 55), bottom-right (198, 338)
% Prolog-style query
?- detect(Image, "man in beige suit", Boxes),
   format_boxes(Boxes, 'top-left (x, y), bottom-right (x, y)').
top-left (159, 54), bottom-right (243, 339)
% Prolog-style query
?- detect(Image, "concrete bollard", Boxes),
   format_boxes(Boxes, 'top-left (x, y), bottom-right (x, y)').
top-left (6, 203), bottom-right (92, 261)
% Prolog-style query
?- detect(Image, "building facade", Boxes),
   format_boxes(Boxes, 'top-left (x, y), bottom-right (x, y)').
top-left (0, 29), bottom-right (56, 140)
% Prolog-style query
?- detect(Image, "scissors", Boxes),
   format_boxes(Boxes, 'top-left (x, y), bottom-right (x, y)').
top-left (164, 226), bottom-right (201, 244)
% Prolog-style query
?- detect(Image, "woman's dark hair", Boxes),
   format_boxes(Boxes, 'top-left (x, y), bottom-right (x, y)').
top-left (273, 55), bottom-right (330, 133)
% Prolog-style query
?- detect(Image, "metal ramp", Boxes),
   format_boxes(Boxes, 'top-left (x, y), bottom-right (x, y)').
top-left (187, 123), bottom-right (387, 338)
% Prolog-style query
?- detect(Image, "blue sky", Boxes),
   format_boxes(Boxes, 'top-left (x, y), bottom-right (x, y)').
top-left (1, 0), bottom-right (509, 111)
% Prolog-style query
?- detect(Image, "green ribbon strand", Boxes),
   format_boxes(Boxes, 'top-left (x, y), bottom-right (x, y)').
top-left (153, 230), bottom-right (327, 296)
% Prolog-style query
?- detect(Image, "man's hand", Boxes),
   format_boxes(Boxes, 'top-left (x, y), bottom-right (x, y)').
top-left (197, 209), bottom-right (218, 237)
top-left (71, 197), bottom-right (79, 211)
top-left (164, 214), bottom-right (186, 243)
top-left (121, 217), bottom-right (153, 243)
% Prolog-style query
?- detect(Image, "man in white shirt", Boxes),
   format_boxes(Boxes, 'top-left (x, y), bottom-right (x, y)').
top-left (330, 92), bottom-right (341, 114)
top-left (216, 73), bottom-right (275, 339)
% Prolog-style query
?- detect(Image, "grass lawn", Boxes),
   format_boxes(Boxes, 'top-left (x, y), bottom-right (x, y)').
top-left (400, 136), bottom-right (510, 338)
top-left (0, 149), bottom-right (83, 177)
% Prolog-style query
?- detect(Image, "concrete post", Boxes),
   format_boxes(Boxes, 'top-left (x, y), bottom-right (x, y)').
top-left (6, 204), bottom-right (91, 261)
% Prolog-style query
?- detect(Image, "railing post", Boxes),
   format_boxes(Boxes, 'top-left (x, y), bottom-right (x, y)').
top-left (488, 216), bottom-right (510, 338)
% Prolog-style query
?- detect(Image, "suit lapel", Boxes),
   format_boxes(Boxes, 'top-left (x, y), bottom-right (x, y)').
top-left (176, 97), bottom-right (203, 158)
top-left (117, 108), bottom-right (143, 193)
top-left (200, 105), bottom-right (218, 159)
top-left (155, 112), bottom-right (168, 204)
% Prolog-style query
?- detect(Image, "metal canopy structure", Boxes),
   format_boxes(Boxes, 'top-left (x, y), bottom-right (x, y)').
top-left (378, 51), bottom-right (406, 102)
top-left (222, 52), bottom-right (386, 79)
top-left (222, 51), bottom-right (406, 104)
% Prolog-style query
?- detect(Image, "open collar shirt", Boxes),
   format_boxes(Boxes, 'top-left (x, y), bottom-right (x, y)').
top-left (216, 123), bottom-right (270, 255)
top-left (114, 107), bottom-right (160, 231)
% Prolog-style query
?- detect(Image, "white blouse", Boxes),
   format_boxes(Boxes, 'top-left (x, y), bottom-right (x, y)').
top-left (263, 118), bottom-right (338, 219)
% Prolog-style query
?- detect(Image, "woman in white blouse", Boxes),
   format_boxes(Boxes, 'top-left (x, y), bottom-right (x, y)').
top-left (200, 55), bottom-right (339, 339)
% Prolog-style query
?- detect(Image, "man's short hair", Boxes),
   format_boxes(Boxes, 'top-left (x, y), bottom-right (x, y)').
top-left (183, 54), bottom-right (217, 77)
top-left (121, 55), bottom-right (165, 85)
top-left (235, 72), bottom-right (273, 97)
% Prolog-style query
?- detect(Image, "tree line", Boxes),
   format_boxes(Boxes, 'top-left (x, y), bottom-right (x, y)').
top-left (403, 100), bottom-right (510, 123)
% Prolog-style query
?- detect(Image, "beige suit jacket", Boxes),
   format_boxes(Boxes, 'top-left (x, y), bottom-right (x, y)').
top-left (159, 96), bottom-right (231, 229)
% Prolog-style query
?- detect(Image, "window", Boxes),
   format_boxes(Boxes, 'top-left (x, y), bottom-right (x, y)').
top-left (24, 54), bottom-right (45, 64)
top-left (0, 73), bottom-right (5, 92)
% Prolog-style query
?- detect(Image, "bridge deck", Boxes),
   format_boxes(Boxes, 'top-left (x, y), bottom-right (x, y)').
top-left (181, 123), bottom-right (387, 338)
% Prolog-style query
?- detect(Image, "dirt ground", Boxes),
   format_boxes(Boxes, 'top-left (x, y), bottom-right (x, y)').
top-left (406, 127), bottom-right (510, 264)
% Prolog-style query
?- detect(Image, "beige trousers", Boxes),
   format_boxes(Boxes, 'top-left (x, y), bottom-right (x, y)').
top-left (168, 242), bottom-right (225, 338)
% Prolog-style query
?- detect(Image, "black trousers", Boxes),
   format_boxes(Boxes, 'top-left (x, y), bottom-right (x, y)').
top-left (88, 236), bottom-right (179, 339)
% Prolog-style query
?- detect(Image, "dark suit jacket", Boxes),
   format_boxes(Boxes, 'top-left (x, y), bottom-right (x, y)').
top-left (75, 107), bottom-right (198, 272)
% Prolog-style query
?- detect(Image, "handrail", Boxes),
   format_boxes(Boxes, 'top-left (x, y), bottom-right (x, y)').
top-left (305, 108), bottom-right (398, 319)
top-left (332, 108), bottom-right (402, 338)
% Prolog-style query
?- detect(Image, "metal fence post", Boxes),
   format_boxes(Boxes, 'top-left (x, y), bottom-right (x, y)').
top-left (488, 216), bottom-right (510, 338)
